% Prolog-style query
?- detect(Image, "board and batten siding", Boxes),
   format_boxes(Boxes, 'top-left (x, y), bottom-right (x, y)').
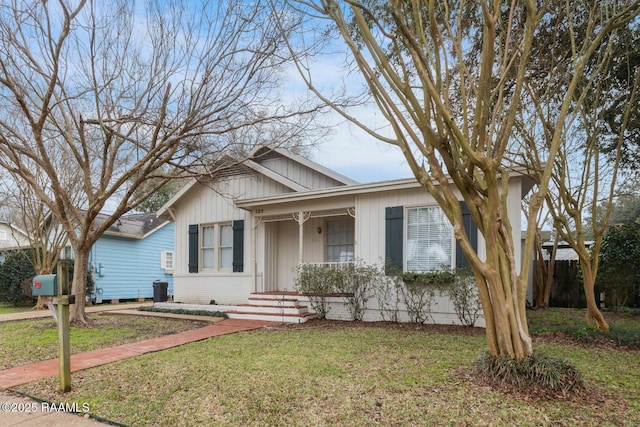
top-left (171, 174), bottom-right (289, 304)
top-left (90, 222), bottom-right (174, 300)
top-left (355, 186), bottom-right (499, 270)
top-left (258, 156), bottom-right (346, 189)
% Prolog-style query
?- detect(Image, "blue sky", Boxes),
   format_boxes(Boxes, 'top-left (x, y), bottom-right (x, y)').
top-left (310, 118), bottom-right (413, 184)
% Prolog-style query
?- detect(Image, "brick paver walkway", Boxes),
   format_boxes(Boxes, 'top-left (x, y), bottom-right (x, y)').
top-left (0, 318), bottom-right (276, 389)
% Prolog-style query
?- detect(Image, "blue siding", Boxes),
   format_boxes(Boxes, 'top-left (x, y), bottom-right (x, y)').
top-left (89, 223), bottom-right (174, 300)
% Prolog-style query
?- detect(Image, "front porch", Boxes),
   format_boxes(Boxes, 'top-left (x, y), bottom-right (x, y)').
top-left (254, 207), bottom-right (356, 293)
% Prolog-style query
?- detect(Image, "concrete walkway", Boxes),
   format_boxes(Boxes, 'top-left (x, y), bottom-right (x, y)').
top-left (0, 304), bottom-right (277, 426)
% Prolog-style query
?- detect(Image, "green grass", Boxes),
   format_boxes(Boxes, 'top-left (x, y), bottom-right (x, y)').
top-left (527, 307), bottom-right (640, 348)
top-left (13, 320), bottom-right (640, 427)
top-left (0, 302), bottom-right (34, 315)
top-left (0, 314), bottom-right (207, 369)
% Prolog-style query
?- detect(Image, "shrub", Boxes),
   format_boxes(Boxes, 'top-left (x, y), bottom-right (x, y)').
top-left (397, 269), bottom-right (454, 324)
top-left (373, 277), bottom-right (402, 323)
top-left (334, 261), bottom-right (387, 321)
top-left (400, 280), bottom-right (438, 323)
top-left (442, 267), bottom-right (483, 327)
top-left (597, 224), bottom-right (640, 308)
top-left (138, 306), bottom-right (228, 318)
top-left (294, 263), bottom-right (340, 319)
top-left (473, 351), bottom-right (584, 393)
top-left (0, 250), bottom-right (35, 304)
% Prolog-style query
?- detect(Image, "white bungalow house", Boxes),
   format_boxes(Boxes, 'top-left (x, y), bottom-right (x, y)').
top-left (157, 146), bottom-right (533, 325)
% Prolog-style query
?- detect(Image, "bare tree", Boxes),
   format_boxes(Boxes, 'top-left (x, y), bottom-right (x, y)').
top-left (0, 173), bottom-right (69, 309)
top-left (0, 0), bottom-right (322, 324)
top-left (279, 0), bottom-right (639, 359)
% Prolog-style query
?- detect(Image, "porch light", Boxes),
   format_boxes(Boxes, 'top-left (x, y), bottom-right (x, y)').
top-left (317, 227), bottom-right (322, 234)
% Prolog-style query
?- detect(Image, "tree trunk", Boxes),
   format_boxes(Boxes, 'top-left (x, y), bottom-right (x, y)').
top-left (579, 261), bottom-right (609, 332)
top-left (69, 248), bottom-right (89, 325)
top-left (478, 254), bottom-right (532, 359)
top-left (33, 296), bottom-right (47, 310)
top-left (534, 259), bottom-right (549, 308)
top-left (535, 237), bottom-right (557, 309)
top-left (466, 201), bottom-right (532, 360)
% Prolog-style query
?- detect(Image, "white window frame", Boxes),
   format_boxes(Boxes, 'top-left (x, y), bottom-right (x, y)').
top-left (405, 206), bottom-right (455, 272)
top-left (218, 223), bottom-right (233, 271)
top-left (160, 250), bottom-right (174, 272)
top-left (201, 225), bottom-right (216, 270)
top-left (325, 219), bottom-right (355, 263)
top-left (200, 223), bottom-right (232, 271)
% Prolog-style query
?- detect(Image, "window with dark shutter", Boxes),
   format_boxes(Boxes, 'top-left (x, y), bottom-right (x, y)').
top-left (188, 224), bottom-right (199, 273)
top-left (232, 220), bottom-right (244, 272)
top-left (385, 206), bottom-right (403, 274)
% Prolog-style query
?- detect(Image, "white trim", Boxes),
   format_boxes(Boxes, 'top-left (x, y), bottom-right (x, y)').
top-left (161, 250), bottom-right (174, 272)
top-left (243, 159), bottom-right (309, 191)
top-left (236, 168), bottom-right (534, 210)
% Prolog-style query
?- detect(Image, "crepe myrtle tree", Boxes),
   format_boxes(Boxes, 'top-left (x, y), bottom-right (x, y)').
top-left (0, 0), bottom-right (324, 324)
top-left (513, 0), bottom-right (640, 331)
top-left (278, 0), bottom-right (639, 358)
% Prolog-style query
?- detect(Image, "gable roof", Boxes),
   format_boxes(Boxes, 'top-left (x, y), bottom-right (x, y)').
top-left (0, 221), bottom-right (29, 239)
top-left (94, 212), bottom-right (169, 239)
top-left (158, 145), bottom-right (357, 219)
top-left (249, 146), bottom-right (358, 187)
top-left (0, 221), bottom-right (31, 250)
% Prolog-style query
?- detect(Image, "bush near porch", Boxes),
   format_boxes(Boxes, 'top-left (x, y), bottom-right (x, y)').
top-left (294, 261), bottom-right (483, 326)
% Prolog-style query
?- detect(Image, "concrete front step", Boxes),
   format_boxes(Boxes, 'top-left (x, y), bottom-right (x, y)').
top-left (234, 303), bottom-right (310, 315)
top-left (230, 292), bottom-right (315, 323)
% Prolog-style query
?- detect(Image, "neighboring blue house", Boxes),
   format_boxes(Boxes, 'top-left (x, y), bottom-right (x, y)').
top-left (88, 213), bottom-right (174, 303)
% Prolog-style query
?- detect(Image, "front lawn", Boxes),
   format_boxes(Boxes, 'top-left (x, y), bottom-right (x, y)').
top-left (0, 302), bottom-right (34, 315)
top-left (0, 314), bottom-right (208, 370)
top-left (13, 316), bottom-right (640, 426)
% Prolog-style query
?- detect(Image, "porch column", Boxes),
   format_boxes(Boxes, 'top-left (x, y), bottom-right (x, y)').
top-left (293, 211), bottom-right (310, 263)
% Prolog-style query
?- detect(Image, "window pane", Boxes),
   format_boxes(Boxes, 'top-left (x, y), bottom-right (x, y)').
top-left (202, 248), bottom-right (215, 269)
top-left (406, 207), bottom-right (453, 271)
top-left (220, 224), bottom-right (233, 247)
top-left (220, 247), bottom-right (233, 269)
top-left (326, 220), bottom-right (354, 244)
top-left (326, 219), bottom-right (354, 262)
top-left (202, 226), bottom-right (215, 248)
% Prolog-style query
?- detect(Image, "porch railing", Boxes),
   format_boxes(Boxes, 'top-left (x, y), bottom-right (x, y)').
top-left (302, 261), bottom-right (354, 269)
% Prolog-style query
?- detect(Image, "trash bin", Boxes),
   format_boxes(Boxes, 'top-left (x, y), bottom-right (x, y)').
top-left (153, 280), bottom-right (168, 303)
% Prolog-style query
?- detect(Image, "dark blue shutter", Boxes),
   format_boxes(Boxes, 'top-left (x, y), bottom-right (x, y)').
top-left (188, 224), bottom-right (199, 273)
top-left (385, 206), bottom-right (404, 274)
top-left (456, 201), bottom-right (478, 267)
top-left (232, 220), bottom-right (244, 273)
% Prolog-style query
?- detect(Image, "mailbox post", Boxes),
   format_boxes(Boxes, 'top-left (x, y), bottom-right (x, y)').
top-left (56, 260), bottom-right (72, 392)
top-left (31, 262), bottom-right (73, 392)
